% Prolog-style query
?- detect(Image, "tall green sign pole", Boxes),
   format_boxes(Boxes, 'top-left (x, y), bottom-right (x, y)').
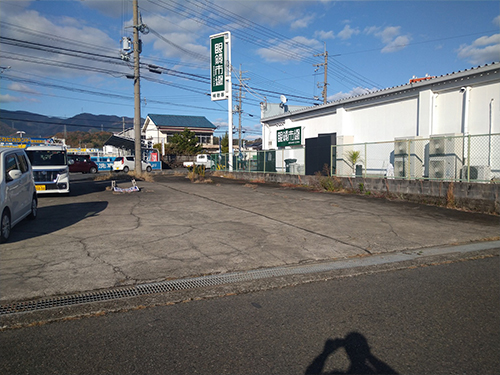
top-left (210, 32), bottom-right (232, 171)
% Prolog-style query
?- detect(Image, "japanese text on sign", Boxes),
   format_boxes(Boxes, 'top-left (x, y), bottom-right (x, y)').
top-left (277, 127), bottom-right (301, 147)
top-left (210, 35), bottom-right (226, 101)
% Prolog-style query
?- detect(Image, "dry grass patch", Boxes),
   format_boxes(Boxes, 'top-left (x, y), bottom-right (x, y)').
top-left (95, 171), bottom-right (154, 183)
top-left (212, 171), bottom-right (235, 179)
top-left (250, 177), bottom-right (265, 184)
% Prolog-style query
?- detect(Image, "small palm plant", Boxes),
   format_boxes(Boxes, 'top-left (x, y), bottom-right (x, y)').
top-left (346, 150), bottom-right (363, 175)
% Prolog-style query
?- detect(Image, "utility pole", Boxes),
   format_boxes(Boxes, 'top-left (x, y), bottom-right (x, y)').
top-left (133, 0), bottom-right (142, 174)
top-left (236, 65), bottom-right (249, 156)
top-left (313, 43), bottom-right (328, 104)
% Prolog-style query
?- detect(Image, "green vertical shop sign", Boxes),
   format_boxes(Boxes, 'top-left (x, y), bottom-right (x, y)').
top-left (210, 35), bottom-right (226, 101)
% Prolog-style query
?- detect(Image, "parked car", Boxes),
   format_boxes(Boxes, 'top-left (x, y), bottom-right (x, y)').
top-left (112, 156), bottom-right (152, 172)
top-left (68, 154), bottom-right (98, 174)
top-left (1, 147), bottom-right (37, 243)
top-left (183, 154), bottom-right (215, 170)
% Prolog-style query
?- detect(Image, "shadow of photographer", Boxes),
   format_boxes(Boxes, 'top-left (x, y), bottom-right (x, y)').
top-left (305, 332), bottom-right (399, 375)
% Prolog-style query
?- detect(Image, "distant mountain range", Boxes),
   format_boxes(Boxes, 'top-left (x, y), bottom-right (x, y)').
top-left (0, 109), bottom-right (137, 138)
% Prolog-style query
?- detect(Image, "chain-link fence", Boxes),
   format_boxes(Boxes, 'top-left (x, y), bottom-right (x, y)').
top-left (210, 134), bottom-right (499, 182)
top-left (213, 148), bottom-right (306, 174)
top-left (332, 133), bottom-right (500, 182)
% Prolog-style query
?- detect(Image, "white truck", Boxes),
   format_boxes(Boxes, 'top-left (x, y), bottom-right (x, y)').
top-left (183, 154), bottom-right (215, 170)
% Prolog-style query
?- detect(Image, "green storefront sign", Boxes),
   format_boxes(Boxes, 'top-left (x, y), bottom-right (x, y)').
top-left (210, 35), bottom-right (225, 100)
top-left (277, 127), bottom-right (301, 147)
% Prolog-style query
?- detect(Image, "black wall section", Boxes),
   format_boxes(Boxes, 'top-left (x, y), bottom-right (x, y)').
top-left (305, 133), bottom-right (336, 175)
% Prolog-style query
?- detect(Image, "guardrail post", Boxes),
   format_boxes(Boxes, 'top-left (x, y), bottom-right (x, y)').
top-left (282, 148), bottom-right (285, 174)
top-left (330, 145), bottom-right (333, 176)
top-left (407, 139), bottom-right (411, 180)
top-left (467, 134), bottom-right (471, 182)
top-left (364, 143), bottom-right (367, 178)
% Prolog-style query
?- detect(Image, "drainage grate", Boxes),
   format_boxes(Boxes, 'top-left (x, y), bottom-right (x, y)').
top-left (0, 261), bottom-right (350, 316)
top-left (3, 241), bottom-right (496, 316)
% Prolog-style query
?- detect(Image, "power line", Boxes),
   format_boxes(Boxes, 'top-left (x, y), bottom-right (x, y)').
top-left (1, 13), bottom-right (387, 109)
top-left (142, 0), bottom-right (382, 92)
top-left (0, 115), bottom-right (126, 131)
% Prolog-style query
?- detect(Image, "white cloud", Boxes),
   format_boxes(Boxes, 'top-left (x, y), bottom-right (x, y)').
top-left (291, 14), bottom-right (315, 30)
top-left (381, 35), bottom-right (410, 53)
top-left (365, 25), bottom-right (411, 53)
top-left (314, 30), bottom-right (335, 40)
top-left (494, 15), bottom-right (500, 27)
top-left (257, 36), bottom-right (322, 63)
top-left (142, 14), bottom-right (208, 61)
top-left (221, 1), bottom-right (306, 28)
top-left (337, 25), bottom-right (360, 40)
top-left (376, 26), bottom-right (401, 44)
top-left (0, 9), bottom-right (119, 79)
top-left (328, 87), bottom-right (374, 102)
top-left (8, 83), bottom-right (41, 95)
top-left (364, 26), bottom-right (380, 35)
top-left (78, 0), bottom-right (124, 18)
top-left (457, 33), bottom-right (500, 65)
top-left (0, 94), bottom-right (23, 103)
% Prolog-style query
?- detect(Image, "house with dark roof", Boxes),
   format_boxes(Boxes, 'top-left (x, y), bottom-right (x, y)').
top-left (142, 114), bottom-right (217, 147)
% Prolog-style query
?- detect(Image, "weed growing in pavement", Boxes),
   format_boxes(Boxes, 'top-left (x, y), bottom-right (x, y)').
top-left (313, 172), bottom-right (345, 192)
top-left (187, 169), bottom-right (196, 182)
top-left (187, 165), bottom-right (211, 183)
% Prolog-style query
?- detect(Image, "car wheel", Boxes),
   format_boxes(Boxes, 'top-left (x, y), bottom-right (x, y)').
top-left (90, 166), bottom-right (97, 174)
top-left (0, 209), bottom-right (11, 243)
top-left (146, 166), bottom-right (152, 172)
top-left (28, 194), bottom-right (38, 220)
top-left (123, 166), bottom-right (129, 173)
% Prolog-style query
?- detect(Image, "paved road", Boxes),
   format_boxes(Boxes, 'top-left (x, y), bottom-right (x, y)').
top-left (1, 256), bottom-right (498, 374)
top-left (1, 173), bottom-right (498, 305)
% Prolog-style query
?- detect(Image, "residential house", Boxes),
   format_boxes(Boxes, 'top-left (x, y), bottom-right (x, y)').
top-left (142, 114), bottom-right (217, 148)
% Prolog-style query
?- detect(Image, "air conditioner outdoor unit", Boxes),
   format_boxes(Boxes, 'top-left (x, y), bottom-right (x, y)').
top-left (394, 136), bottom-right (423, 178)
top-left (460, 165), bottom-right (491, 181)
top-left (428, 134), bottom-right (463, 180)
top-left (394, 140), bottom-right (408, 156)
top-left (394, 160), bottom-right (405, 178)
top-left (394, 136), bottom-right (423, 156)
top-left (429, 160), bottom-right (445, 179)
top-left (429, 157), bottom-right (465, 180)
top-left (429, 134), bottom-right (463, 156)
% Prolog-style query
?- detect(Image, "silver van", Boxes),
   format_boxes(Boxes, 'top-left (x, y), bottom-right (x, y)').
top-left (1, 147), bottom-right (37, 243)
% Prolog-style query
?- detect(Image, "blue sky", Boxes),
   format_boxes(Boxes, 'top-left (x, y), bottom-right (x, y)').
top-left (0, 0), bottom-right (499, 139)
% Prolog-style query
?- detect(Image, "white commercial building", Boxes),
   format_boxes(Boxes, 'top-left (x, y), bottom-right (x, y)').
top-left (261, 62), bottom-right (500, 179)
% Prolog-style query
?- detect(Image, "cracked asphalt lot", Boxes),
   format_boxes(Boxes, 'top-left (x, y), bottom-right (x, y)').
top-left (1, 173), bottom-right (498, 304)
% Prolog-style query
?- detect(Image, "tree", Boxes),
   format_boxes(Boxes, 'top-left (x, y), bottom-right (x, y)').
top-left (169, 128), bottom-right (202, 155)
top-left (53, 130), bottom-right (112, 148)
top-left (220, 132), bottom-right (229, 154)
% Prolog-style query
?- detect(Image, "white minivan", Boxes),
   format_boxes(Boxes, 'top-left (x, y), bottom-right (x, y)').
top-left (112, 156), bottom-right (152, 173)
top-left (1, 147), bottom-right (37, 243)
